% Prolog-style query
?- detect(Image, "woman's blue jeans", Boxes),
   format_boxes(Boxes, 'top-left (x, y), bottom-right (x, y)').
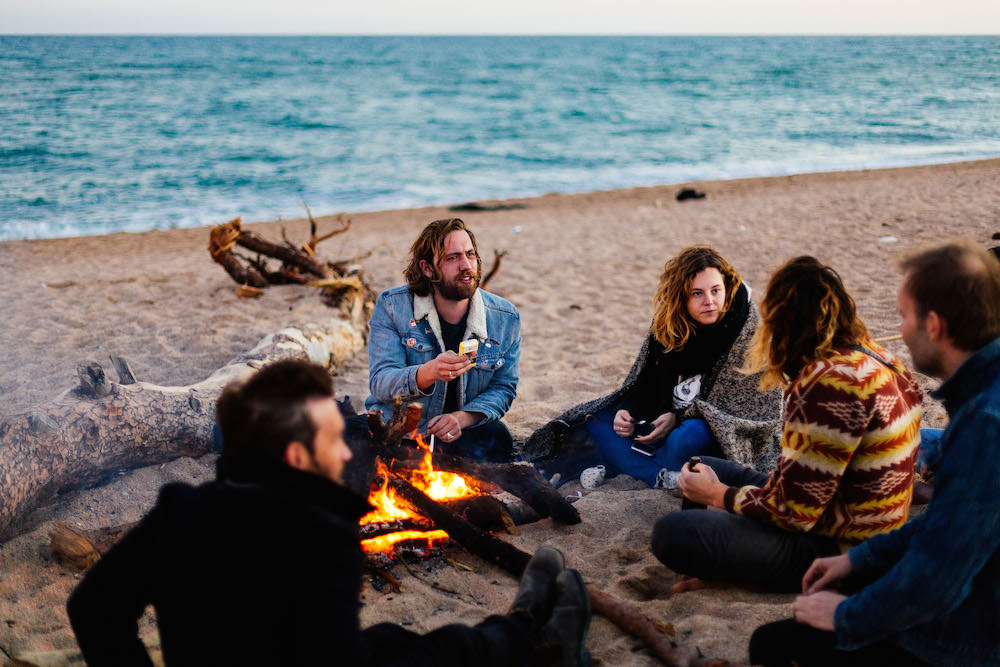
top-left (586, 407), bottom-right (720, 487)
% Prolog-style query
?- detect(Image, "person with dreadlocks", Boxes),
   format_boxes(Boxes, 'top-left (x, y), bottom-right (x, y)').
top-left (651, 256), bottom-right (924, 593)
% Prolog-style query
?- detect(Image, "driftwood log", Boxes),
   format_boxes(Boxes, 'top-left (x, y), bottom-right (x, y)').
top-left (208, 214), bottom-right (375, 308)
top-left (386, 474), bottom-right (740, 667)
top-left (0, 321), bottom-right (366, 542)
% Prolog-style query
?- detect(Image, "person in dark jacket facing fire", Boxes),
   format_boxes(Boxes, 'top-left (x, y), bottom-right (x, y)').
top-left (67, 359), bottom-right (591, 667)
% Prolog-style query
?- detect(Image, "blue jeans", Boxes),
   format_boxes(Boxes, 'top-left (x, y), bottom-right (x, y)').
top-left (586, 407), bottom-right (720, 487)
top-left (650, 456), bottom-right (840, 592)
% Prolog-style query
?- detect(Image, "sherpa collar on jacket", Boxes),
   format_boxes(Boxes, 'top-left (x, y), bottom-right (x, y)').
top-left (412, 289), bottom-right (489, 351)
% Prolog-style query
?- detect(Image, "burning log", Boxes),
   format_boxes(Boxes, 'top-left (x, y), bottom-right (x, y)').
top-left (382, 446), bottom-right (580, 525)
top-left (387, 475), bottom-right (531, 575)
top-left (360, 518), bottom-right (437, 540)
top-left (441, 495), bottom-right (517, 535)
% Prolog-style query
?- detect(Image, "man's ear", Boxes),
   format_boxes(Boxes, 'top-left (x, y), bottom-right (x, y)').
top-left (283, 441), bottom-right (313, 471)
top-left (419, 259), bottom-right (435, 280)
top-left (924, 310), bottom-right (947, 343)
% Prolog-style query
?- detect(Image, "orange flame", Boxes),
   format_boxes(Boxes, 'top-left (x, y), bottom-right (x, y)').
top-left (360, 434), bottom-right (478, 553)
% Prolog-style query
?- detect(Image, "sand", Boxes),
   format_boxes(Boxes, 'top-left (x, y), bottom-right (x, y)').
top-left (1, 158), bottom-right (997, 665)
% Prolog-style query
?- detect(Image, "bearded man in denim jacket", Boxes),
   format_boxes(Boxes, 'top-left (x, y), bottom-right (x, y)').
top-left (750, 240), bottom-right (1000, 666)
top-left (363, 218), bottom-right (521, 461)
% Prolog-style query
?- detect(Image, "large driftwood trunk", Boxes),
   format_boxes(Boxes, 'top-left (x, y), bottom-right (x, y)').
top-left (0, 322), bottom-right (365, 542)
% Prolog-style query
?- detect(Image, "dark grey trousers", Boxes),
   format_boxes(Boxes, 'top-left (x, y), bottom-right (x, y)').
top-left (651, 456), bottom-right (840, 593)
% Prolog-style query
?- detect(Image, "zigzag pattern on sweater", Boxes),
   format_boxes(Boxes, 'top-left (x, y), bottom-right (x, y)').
top-left (733, 346), bottom-right (923, 548)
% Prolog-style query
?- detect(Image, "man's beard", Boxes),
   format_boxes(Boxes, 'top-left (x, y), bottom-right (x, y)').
top-left (436, 272), bottom-right (479, 301)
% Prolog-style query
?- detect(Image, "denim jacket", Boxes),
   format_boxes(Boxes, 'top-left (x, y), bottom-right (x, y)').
top-left (365, 285), bottom-right (521, 427)
top-left (835, 336), bottom-right (1000, 666)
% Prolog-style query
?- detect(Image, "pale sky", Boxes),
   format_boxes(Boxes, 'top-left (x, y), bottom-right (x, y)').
top-left (2, 0), bottom-right (999, 35)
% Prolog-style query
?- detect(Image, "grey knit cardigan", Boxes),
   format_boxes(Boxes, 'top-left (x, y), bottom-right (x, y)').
top-left (521, 305), bottom-right (783, 476)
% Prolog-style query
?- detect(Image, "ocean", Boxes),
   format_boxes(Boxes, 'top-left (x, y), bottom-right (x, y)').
top-left (1, 35), bottom-right (998, 241)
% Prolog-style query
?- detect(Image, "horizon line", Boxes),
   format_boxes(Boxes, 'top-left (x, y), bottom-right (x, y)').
top-left (3, 32), bottom-right (999, 37)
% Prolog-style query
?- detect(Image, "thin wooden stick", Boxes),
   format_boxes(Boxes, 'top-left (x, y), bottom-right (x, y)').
top-left (874, 334), bottom-right (903, 342)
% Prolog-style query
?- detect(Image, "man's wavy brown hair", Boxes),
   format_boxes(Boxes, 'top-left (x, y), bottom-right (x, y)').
top-left (651, 246), bottom-right (743, 352)
top-left (403, 218), bottom-right (482, 297)
top-left (745, 256), bottom-right (871, 390)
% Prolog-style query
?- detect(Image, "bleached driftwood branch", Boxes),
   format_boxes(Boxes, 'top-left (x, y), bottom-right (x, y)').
top-left (0, 321), bottom-right (366, 542)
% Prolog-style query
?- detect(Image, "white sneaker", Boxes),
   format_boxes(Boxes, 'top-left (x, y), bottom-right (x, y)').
top-left (654, 468), bottom-right (680, 489)
top-left (580, 465), bottom-right (606, 490)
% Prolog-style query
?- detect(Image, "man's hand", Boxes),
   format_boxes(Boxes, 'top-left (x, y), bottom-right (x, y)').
top-left (802, 554), bottom-right (853, 594)
top-left (416, 351), bottom-right (473, 390)
top-left (427, 411), bottom-right (480, 443)
top-left (792, 591), bottom-right (846, 631)
top-left (613, 409), bottom-right (636, 438)
top-left (678, 461), bottom-right (728, 508)
top-left (634, 412), bottom-right (677, 445)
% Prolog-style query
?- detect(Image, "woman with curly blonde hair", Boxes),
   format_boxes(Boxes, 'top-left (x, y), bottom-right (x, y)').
top-left (652, 255), bottom-right (924, 593)
top-left (523, 246), bottom-right (783, 489)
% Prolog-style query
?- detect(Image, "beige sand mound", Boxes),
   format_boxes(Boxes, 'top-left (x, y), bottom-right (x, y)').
top-left (2, 159), bottom-right (996, 664)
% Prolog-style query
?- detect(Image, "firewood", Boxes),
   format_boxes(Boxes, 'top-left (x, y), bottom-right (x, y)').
top-left (359, 518), bottom-right (436, 540)
top-left (387, 475), bottom-right (531, 575)
top-left (588, 590), bottom-right (737, 666)
top-left (385, 401), bottom-right (422, 446)
top-left (382, 447), bottom-right (581, 525)
top-left (440, 495), bottom-right (518, 535)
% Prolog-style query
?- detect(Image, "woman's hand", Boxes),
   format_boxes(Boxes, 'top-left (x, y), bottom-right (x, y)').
top-left (634, 412), bottom-right (677, 444)
top-left (416, 351), bottom-right (473, 390)
top-left (613, 409), bottom-right (636, 438)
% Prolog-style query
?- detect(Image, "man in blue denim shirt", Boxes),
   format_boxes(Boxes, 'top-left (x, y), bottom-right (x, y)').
top-left (363, 218), bottom-right (521, 461)
top-left (749, 240), bottom-right (1000, 666)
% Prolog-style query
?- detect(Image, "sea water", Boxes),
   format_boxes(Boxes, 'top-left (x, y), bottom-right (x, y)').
top-left (1, 35), bottom-right (998, 241)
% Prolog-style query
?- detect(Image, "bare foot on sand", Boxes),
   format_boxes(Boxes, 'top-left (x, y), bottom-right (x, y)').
top-left (671, 578), bottom-right (770, 594)
top-left (671, 578), bottom-right (714, 593)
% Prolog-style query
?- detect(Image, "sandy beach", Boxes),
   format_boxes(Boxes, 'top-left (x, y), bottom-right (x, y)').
top-left (1, 158), bottom-right (997, 665)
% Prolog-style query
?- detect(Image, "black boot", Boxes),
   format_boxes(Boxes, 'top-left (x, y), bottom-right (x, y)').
top-left (508, 545), bottom-right (566, 631)
top-left (532, 568), bottom-right (591, 667)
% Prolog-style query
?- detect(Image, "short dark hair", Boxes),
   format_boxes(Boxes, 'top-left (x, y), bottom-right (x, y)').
top-left (216, 360), bottom-right (334, 462)
top-left (901, 241), bottom-right (1000, 352)
top-left (403, 218), bottom-right (482, 297)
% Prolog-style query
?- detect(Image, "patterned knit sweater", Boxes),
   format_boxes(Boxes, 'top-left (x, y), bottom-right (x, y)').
top-left (722, 345), bottom-right (923, 548)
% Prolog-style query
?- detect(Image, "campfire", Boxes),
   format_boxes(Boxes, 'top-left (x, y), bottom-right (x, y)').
top-left (354, 399), bottom-right (581, 564)
top-left (360, 434), bottom-right (480, 554)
